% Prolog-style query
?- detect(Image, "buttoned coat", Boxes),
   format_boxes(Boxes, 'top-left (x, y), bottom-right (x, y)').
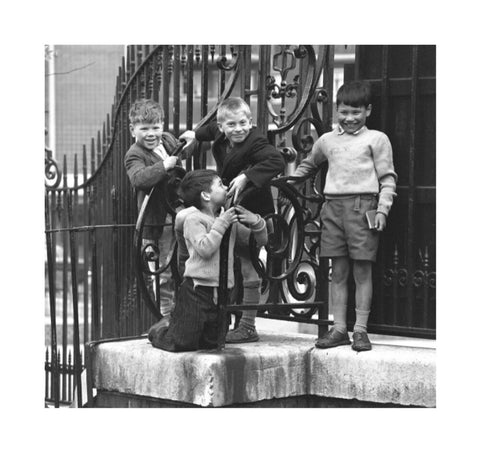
top-left (195, 121), bottom-right (285, 216)
top-left (124, 132), bottom-right (179, 240)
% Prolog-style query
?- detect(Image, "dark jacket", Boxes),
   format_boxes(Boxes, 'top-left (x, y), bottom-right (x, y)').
top-left (124, 132), bottom-right (179, 240)
top-left (195, 121), bottom-right (285, 216)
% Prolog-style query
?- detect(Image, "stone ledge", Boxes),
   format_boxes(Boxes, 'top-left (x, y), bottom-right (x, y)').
top-left (91, 332), bottom-right (315, 407)
top-left (89, 331), bottom-right (436, 407)
top-left (309, 344), bottom-right (436, 407)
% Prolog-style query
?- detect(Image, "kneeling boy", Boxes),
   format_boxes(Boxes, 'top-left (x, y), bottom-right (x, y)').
top-left (148, 169), bottom-right (267, 352)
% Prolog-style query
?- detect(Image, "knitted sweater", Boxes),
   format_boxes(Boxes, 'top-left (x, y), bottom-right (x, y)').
top-left (293, 126), bottom-right (397, 216)
top-left (174, 206), bottom-right (197, 279)
top-left (182, 208), bottom-right (267, 288)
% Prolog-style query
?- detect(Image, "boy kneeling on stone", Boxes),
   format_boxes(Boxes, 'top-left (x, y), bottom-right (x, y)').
top-left (148, 169), bottom-right (267, 352)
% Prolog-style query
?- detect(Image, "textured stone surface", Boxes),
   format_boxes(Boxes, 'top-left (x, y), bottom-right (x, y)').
top-left (91, 332), bottom-right (315, 407)
top-left (308, 344), bottom-right (436, 407)
top-left (90, 332), bottom-right (436, 407)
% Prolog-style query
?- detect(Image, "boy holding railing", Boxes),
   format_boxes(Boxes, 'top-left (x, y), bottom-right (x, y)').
top-left (148, 169), bottom-right (267, 352)
top-left (180, 97), bottom-right (285, 343)
top-left (124, 99), bottom-right (185, 319)
top-left (291, 81), bottom-right (397, 352)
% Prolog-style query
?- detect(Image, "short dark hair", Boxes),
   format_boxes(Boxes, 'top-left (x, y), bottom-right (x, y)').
top-left (336, 81), bottom-right (372, 108)
top-left (179, 169), bottom-right (219, 209)
top-left (129, 99), bottom-right (164, 124)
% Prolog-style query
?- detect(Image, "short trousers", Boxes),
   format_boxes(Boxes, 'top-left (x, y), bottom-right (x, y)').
top-left (319, 195), bottom-right (379, 262)
top-left (148, 277), bottom-right (218, 352)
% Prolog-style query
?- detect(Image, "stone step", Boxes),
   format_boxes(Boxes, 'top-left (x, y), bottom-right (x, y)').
top-left (88, 330), bottom-right (435, 407)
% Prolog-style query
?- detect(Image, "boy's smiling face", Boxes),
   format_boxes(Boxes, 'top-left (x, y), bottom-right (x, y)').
top-left (336, 103), bottom-right (371, 134)
top-left (130, 121), bottom-right (163, 150)
top-left (218, 110), bottom-right (252, 145)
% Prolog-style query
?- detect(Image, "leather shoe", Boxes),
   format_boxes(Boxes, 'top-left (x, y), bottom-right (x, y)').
top-left (352, 331), bottom-right (372, 351)
top-left (315, 328), bottom-right (351, 349)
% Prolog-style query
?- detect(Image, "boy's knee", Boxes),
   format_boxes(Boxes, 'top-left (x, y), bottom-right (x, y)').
top-left (353, 260), bottom-right (372, 283)
top-left (331, 258), bottom-right (350, 283)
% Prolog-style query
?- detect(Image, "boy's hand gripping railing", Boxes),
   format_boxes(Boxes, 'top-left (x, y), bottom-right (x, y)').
top-left (133, 139), bottom-right (187, 320)
top-left (216, 176), bottom-right (326, 350)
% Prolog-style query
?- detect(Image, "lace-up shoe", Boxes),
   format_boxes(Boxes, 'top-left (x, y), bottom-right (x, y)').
top-left (225, 324), bottom-right (259, 343)
top-left (315, 328), bottom-right (351, 349)
top-left (352, 331), bottom-right (372, 351)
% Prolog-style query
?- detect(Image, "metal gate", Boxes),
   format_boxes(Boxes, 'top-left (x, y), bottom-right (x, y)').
top-left (44, 44), bottom-right (436, 407)
top-left (346, 45), bottom-right (436, 336)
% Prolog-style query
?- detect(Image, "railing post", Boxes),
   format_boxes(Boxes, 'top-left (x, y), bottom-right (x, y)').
top-left (45, 191), bottom-right (60, 407)
top-left (217, 226), bottom-right (232, 350)
top-left (66, 189), bottom-right (83, 407)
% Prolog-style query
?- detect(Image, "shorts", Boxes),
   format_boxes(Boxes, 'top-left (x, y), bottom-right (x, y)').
top-left (319, 195), bottom-right (379, 262)
top-left (148, 277), bottom-right (218, 352)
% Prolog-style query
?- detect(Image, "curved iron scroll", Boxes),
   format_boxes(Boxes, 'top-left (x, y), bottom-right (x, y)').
top-left (45, 147), bottom-right (62, 189)
top-left (216, 176), bottom-right (324, 320)
top-left (133, 169), bottom-right (185, 320)
top-left (246, 179), bottom-right (305, 281)
top-left (267, 45), bottom-right (326, 136)
top-left (215, 177), bottom-right (325, 348)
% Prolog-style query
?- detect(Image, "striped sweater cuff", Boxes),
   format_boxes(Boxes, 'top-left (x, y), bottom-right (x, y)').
top-left (249, 215), bottom-right (265, 232)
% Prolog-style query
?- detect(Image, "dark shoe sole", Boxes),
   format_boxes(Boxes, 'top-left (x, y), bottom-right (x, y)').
top-left (225, 335), bottom-right (259, 344)
top-left (315, 338), bottom-right (351, 349)
top-left (352, 343), bottom-right (372, 352)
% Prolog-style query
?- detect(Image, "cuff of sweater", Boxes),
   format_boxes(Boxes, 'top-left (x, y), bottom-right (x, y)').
top-left (249, 215), bottom-right (265, 232)
top-left (376, 205), bottom-right (390, 217)
top-left (211, 217), bottom-right (230, 235)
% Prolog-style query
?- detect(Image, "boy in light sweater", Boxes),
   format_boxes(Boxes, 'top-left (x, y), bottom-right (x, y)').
top-left (291, 81), bottom-right (397, 351)
top-left (148, 169), bottom-right (267, 352)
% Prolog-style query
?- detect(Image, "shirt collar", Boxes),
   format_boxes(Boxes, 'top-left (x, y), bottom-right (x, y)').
top-left (336, 125), bottom-right (367, 136)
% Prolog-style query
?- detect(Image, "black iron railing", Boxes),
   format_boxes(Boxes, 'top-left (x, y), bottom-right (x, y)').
top-left (45, 44), bottom-right (436, 407)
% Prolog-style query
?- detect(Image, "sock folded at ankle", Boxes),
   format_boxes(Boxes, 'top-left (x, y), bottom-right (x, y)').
top-left (332, 303), bottom-right (348, 334)
top-left (353, 309), bottom-right (370, 333)
top-left (238, 285), bottom-right (259, 329)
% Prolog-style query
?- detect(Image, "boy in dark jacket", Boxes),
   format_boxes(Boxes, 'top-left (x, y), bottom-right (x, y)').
top-left (180, 97), bottom-right (285, 343)
top-left (124, 99), bottom-right (181, 318)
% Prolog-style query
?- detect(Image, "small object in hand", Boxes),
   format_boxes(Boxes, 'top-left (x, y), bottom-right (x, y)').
top-left (365, 210), bottom-right (377, 229)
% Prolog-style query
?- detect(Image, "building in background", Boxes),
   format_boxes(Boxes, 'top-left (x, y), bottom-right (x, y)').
top-left (45, 45), bottom-right (355, 180)
top-left (45, 45), bottom-right (124, 177)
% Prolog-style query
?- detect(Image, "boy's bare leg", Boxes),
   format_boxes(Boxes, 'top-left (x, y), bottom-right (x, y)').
top-left (352, 259), bottom-right (372, 333)
top-left (330, 256), bottom-right (350, 333)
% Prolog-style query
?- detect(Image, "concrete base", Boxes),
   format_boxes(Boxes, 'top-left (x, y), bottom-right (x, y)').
top-left (89, 331), bottom-right (435, 408)
top-left (94, 391), bottom-right (406, 408)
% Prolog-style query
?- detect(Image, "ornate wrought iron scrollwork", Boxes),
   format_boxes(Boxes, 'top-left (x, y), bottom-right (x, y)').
top-left (384, 245), bottom-right (408, 288)
top-left (192, 46), bottom-right (243, 130)
top-left (266, 45), bottom-right (324, 137)
top-left (216, 45), bottom-right (240, 71)
top-left (413, 247), bottom-right (436, 289)
top-left (383, 245), bottom-right (436, 290)
top-left (243, 175), bottom-right (324, 317)
top-left (45, 147), bottom-right (62, 189)
top-left (134, 180), bottom-right (182, 320)
top-left (247, 179), bottom-right (304, 282)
